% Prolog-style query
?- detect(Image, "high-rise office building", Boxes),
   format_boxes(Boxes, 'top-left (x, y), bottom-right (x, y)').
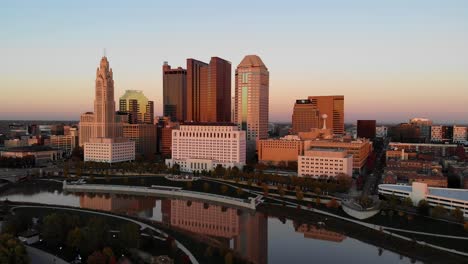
top-left (80, 56), bottom-right (135, 163)
top-left (186, 57), bottom-right (231, 122)
top-left (119, 90), bottom-right (154, 124)
top-left (292, 99), bottom-right (320, 134)
top-left (163, 62), bottom-right (187, 122)
top-left (307, 96), bottom-right (344, 135)
top-left (234, 55), bottom-right (269, 153)
top-left (357, 120), bottom-right (377, 139)
top-left (410, 118), bottom-right (432, 142)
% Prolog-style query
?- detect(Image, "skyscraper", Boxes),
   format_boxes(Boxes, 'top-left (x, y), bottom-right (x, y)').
top-left (93, 56), bottom-right (119, 138)
top-left (292, 99), bottom-right (320, 134)
top-left (357, 120), bottom-right (376, 139)
top-left (80, 56), bottom-right (135, 163)
top-left (186, 57), bottom-right (231, 122)
top-left (307, 95), bottom-right (344, 135)
top-left (163, 62), bottom-right (187, 122)
top-left (119, 90), bottom-right (154, 124)
top-left (234, 55), bottom-right (269, 154)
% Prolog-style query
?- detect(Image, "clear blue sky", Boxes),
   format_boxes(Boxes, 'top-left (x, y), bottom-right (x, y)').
top-left (1, 0), bottom-right (468, 124)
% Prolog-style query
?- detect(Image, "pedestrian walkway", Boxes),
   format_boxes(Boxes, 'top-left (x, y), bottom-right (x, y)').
top-left (26, 245), bottom-right (68, 264)
top-left (13, 205), bottom-right (199, 264)
top-left (204, 177), bottom-right (468, 257)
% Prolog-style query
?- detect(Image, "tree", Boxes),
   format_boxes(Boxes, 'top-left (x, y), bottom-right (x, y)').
top-left (464, 222), bottom-right (468, 232)
top-left (402, 197), bottom-right (413, 208)
top-left (262, 184), bottom-right (269, 196)
top-left (278, 185), bottom-right (285, 198)
top-left (224, 252), bottom-right (233, 264)
top-left (87, 250), bottom-right (106, 264)
top-left (417, 199), bottom-right (430, 216)
top-left (451, 208), bottom-right (464, 223)
top-left (42, 213), bottom-right (66, 247)
top-left (296, 189), bottom-right (304, 201)
top-left (203, 183), bottom-right (210, 192)
top-left (236, 187), bottom-right (244, 197)
top-left (0, 233), bottom-right (29, 264)
top-left (326, 198), bottom-right (339, 209)
top-left (186, 181), bottom-right (193, 190)
top-left (66, 227), bottom-right (83, 249)
top-left (431, 205), bottom-right (447, 218)
top-left (220, 185), bottom-right (228, 194)
top-left (119, 223), bottom-right (140, 248)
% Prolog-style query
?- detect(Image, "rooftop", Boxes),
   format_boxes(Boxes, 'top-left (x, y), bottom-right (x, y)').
top-left (180, 122), bottom-right (237, 127)
top-left (3, 145), bottom-right (59, 152)
top-left (379, 184), bottom-right (468, 202)
top-left (237, 55), bottom-right (267, 68)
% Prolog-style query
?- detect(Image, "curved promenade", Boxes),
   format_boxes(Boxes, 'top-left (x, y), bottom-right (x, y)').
top-left (63, 181), bottom-right (262, 210)
top-left (203, 178), bottom-right (468, 257)
top-left (12, 205), bottom-right (199, 264)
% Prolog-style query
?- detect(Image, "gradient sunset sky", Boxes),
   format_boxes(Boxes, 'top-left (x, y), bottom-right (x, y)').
top-left (1, 0), bottom-right (467, 123)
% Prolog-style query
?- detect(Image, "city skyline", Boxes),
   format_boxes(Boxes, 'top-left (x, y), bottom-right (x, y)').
top-left (1, 0), bottom-right (468, 123)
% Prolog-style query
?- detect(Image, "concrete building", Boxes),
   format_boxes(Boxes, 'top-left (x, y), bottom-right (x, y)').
top-left (234, 55), bottom-right (269, 154)
top-left (376, 126), bottom-right (388, 138)
top-left (291, 99), bottom-right (319, 134)
top-left (49, 134), bottom-right (78, 156)
top-left (306, 139), bottom-right (372, 172)
top-left (307, 96), bottom-right (344, 135)
top-left (186, 57), bottom-right (231, 123)
top-left (453, 126), bottom-right (468, 144)
top-left (163, 62), bottom-right (187, 122)
top-left (1, 146), bottom-right (63, 165)
top-left (378, 182), bottom-right (468, 217)
top-left (409, 118), bottom-right (432, 142)
top-left (80, 56), bottom-right (135, 163)
top-left (431, 125), bottom-right (453, 143)
top-left (258, 135), bottom-right (304, 165)
top-left (119, 90), bottom-right (154, 124)
top-left (357, 120), bottom-right (376, 139)
top-left (298, 148), bottom-right (353, 178)
top-left (388, 142), bottom-right (458, 157)
top-left (165, 123), bottom-right (246, 172)
top-left (122, 124), bottom-right (157, 158)
top-left (84, 138), bottom-right (135, 163)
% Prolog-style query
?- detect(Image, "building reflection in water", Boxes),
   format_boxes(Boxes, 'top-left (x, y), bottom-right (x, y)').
top-left (162, 199), bottom-right (267, 264)
top-left (295, 223), bottom-right (346, 243)
top-left (79, 193), bottom-right (156, 218)
top-left (78, 193), bottom-right (267, 264)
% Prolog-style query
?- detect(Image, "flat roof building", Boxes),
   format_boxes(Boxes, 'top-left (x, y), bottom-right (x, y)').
top-left (165, 123), bottom-right (246, 172)
top-left (298, 148), bottom-right (352, 178)
top-left (378, 182), bottom-right (468, 217)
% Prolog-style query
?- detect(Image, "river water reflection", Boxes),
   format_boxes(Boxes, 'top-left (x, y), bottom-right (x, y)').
top-left (0, 182), bottom-right (421, 264)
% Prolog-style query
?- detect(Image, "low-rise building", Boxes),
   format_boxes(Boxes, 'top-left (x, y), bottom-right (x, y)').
top-left (258, 135), bottom-right (304, 165)
top-left (453, 126), bottom-right (468, 145)
top-left (388, 142), bottom-right (458, 157)
top-left (378, 182), bottom-right (468, 217)
top-left (1, 146), bottom-right (63, 165)
top-left (306, 139), bottom-right (372, 172)
top-left (49, 134), bottom-right (78, 155)
top-left (298, 148), bottom-right (352, 178)
top-left (165, 123), bottom-right (246, 173)
top-left (84, 138), bottom-right (135, 163)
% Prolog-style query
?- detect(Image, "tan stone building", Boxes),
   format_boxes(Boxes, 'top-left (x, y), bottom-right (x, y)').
top-left (123, 124), bottom-right (157, 158)
top-left (258, 136), bottom-right (304, 165)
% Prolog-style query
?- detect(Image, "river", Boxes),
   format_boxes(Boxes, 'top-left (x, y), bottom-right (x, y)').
top-left (0, 181), bottom-right (421, 264)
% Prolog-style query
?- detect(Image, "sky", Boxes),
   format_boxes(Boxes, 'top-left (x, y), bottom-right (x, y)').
top-left (1, 0), bottom-right (468, 124)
